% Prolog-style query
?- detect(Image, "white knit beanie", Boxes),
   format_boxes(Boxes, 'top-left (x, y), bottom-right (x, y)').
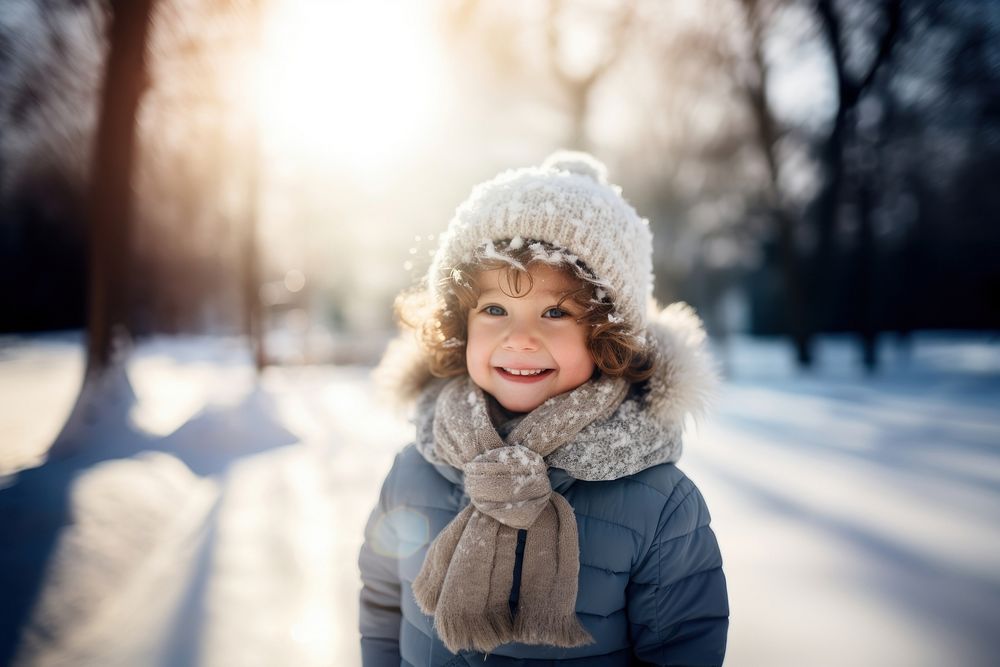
top-left (428, 151), bottom-right (654, 334)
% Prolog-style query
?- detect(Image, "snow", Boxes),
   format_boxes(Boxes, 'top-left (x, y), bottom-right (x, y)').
top-left (480, 239), bottom-right (526, 271)
top-left (694, 333), bottom-right (1000, 667)
top-left (0, 331), bottom-right (998, 666)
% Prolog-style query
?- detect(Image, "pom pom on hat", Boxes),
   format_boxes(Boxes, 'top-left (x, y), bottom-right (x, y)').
top-left (541, 150), bottom-right (609, 184)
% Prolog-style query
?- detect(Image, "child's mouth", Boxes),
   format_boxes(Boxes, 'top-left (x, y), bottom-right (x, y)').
top-left (495, 367), bottom-right (554, 383)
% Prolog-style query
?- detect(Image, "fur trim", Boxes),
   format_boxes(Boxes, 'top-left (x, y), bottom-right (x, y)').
top-left (644, 301), bottom-right (719, 430)
top-left (372, 333), bottom-right (434, 412)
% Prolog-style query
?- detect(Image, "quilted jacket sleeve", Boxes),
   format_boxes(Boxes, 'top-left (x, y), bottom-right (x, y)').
top-left (358, 456), bottom-right (403, 667)
top-left (627, 479), bottom-right (729, 666)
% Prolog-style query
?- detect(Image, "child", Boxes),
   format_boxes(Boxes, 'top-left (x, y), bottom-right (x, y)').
top-left (360, 152), bottom-right (729, 666)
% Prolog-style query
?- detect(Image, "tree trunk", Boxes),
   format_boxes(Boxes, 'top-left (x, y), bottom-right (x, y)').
top-left (811, 0), bottom-right (902, 358)
top-left (740, 0), bottom-right (813, 366)
top-left (856, 176), bottom-right (878, 372)
top-left (775, 210), bottom-right (812, 366)
top-left (810, 107), bottom-right (848, 345)
top-left (85, 0), bottom-right (155, 372)
top-left (545, 0), bottom-right (632, 151)
top-left (49, 0), bottom-right (155, 460)
top-left (244, 0), bottom-right (266, 373)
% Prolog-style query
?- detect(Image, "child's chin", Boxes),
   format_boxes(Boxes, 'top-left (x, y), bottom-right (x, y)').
top-left (496, 395), bottom-right (546, 414)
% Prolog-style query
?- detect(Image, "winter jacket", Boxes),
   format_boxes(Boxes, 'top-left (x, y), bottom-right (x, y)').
top-left (359, 444), bottom-right (728, 666)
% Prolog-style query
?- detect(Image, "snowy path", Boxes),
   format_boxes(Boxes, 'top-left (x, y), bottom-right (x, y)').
top-left (1, 334), bottom-right (998, 666)
top-left (688, 376), bottom-right (1000, 667)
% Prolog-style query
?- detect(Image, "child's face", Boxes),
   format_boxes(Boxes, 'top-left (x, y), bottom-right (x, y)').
top-left (465, 263), bottom-right (595, 414)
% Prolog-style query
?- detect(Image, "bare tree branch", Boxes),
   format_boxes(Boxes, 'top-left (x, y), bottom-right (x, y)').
top-left (856, 0), bottom-right (902, 94)
top-left (817, 0), bottom-right (903, 108)
top-left (545, 0), bottom-right (635, 146)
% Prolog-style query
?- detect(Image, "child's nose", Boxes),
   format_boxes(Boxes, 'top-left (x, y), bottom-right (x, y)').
top-left (502, 322), bottom-right (540, 351)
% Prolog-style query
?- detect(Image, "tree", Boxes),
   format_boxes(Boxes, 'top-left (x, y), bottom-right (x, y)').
top-left (729, 0), bottom-right (902, 367)
top-left (86, 0), bottom-right (156, 370)
top-left (544, 0), bottom-right (635, 149)
top-left (736, 0), bottom-right (812, 364)
top-left (49, 0), bottom-right (156, 459)
top-left (808, 0), bottom-right (902, 366)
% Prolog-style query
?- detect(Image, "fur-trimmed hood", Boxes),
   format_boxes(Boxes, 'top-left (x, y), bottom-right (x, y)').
top-left (375, 301), bottom-right (718, 481)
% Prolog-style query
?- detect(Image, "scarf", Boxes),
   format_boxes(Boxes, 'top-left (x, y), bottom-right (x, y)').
top-left (411, 374), bottom-right (629, 654)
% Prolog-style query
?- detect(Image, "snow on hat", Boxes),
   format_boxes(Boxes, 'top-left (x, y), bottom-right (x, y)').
top-left (428, 150), bottom-right (654, 334)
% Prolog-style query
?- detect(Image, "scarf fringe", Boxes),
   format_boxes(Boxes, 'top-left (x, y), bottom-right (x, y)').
top-left (435, 606), bottom-right (593, 654)
top-left (436, 606), bottom-right (515, 654)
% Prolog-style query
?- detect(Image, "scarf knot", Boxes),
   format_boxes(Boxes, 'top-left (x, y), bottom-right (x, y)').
top-left (465, 445), bottom-right (550, 529)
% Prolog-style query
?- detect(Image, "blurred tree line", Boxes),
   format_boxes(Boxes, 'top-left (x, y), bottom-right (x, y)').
top-left (0, 0), bottom-right (997, 374)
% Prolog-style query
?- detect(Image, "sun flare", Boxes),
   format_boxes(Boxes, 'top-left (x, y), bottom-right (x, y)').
top-left (257, 1), bottom-right (441, 176)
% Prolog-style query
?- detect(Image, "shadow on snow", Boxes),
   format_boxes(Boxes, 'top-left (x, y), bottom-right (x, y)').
top-left (0, 382), bottom-right (299, 666)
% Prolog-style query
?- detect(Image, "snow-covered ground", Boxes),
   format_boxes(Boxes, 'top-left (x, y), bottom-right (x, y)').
top-left (0, 331), bottom-right (998, 666)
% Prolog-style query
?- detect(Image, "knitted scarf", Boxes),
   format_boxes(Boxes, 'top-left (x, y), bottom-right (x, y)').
top-left (411, 374), bottom-right (630, 654)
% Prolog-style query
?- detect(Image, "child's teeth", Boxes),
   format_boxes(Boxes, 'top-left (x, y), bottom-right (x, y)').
top-left (504, 368), bottom-right (543, 375)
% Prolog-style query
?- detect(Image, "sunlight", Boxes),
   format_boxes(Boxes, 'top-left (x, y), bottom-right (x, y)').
top-left (257, 0), bottom-right (442, 177)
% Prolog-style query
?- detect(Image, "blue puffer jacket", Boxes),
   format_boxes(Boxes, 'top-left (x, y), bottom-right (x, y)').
top-left (359, 443), bottom-right (728, 666)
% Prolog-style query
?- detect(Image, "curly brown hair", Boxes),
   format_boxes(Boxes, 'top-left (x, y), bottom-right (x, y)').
top-left (395, 240), bottom-right (654, 384)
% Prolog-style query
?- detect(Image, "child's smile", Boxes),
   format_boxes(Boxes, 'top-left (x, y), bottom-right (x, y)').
top-left (466, 264), bottom-right (595, 413)
top-left (496, 367), bottom-right (554, 380)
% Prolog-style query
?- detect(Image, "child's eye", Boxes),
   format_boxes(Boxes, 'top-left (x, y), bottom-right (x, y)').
top-left (543, 307), bottom-right (569, 319)
top-left (483, 305), bottom-right (506, 316)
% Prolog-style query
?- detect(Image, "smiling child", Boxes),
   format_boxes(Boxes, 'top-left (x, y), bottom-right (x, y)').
top-left (360, 151), bottom-right (729, 666)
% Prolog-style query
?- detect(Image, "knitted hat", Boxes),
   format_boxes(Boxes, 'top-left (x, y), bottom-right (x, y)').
top-left (428, 151), bottom-right (654, 334)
